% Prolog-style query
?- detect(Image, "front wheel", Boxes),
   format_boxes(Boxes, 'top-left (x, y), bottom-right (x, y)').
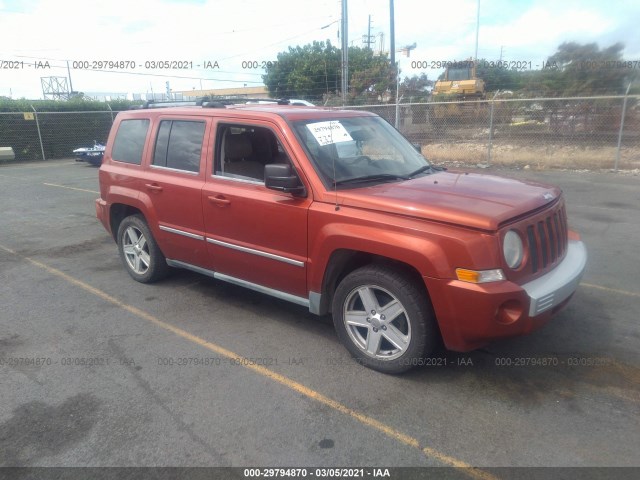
top-left (332, 265), bottom-right (438, 374)
top-left (117, 214), bottom-right (169, 283)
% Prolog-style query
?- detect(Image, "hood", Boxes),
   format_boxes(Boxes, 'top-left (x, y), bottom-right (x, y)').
top-left (336, 171), bottom-right (562, 231)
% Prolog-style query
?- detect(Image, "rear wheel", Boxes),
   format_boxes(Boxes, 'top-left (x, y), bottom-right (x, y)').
top-left (332, 265), bottom-right (438, 374)
top-left (117, 214), bottom-right (169, 283)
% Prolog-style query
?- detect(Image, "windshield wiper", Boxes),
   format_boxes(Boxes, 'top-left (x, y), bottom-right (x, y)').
top-left (334, 174), bottom-right (408, 186)
top-left (406, 165), bottom-right (435, 178)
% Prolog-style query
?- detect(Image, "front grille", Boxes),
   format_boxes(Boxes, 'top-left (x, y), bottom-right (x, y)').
top-left (525, 205), bottom-right (568, 274)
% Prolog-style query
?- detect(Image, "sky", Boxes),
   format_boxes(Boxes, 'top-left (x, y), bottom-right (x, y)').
top-left (1, 0), bottom-right (639, 99)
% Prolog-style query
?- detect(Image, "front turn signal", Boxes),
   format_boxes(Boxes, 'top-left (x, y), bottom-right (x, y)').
top-left (456, 268), bottom-right (505, 284)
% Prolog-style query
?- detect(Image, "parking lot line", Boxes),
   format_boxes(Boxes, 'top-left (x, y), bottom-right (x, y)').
top-left (582, 283), bottom-right (640, 298)
top-left (42, 182), bottom-right (100, 194)
top-left (0, 160), bottom-right (76, 169)
top-left (0, 242), bottom-right (497, 480)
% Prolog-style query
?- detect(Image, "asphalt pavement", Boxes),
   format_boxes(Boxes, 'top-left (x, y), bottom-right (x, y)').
top-left (0, 159), bottom-right (639, 478)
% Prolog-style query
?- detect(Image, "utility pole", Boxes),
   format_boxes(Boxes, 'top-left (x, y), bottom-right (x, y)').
top-left (341, 0), bottom-right (349, 104)
top-left (499, 45), bottom-right (504, 62)
top-left (395, 43), bottom-right (416, 129)
top-left (362, 16), bottom-right (375, 49)
top-left (390, 0), bottom-right (395, 66)
top-left (474, 0), bottom-right (480, 62)
top-left (615, 82), bottom-right (632, 172)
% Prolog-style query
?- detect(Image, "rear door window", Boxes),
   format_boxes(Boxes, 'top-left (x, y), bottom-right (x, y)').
top-left (152, 120), bottom-right (205, 173)
top-left (112, 119), bottom-right (150, 164)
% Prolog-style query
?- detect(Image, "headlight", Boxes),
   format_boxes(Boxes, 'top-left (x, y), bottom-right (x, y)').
top-left (503, 230), bottom-right (524, 269)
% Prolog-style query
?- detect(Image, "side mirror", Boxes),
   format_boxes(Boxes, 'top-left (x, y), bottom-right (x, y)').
top-left (264, 164), bottom-right (306, 197)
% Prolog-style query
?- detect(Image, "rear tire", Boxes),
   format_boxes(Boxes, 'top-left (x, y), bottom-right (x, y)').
top-left (117, 214), bottom-right (169, 283)
top-left (332, 264), bottom-right (438, 374)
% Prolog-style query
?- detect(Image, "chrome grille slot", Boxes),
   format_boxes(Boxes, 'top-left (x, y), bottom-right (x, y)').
top-left (561, 206), bottom-right (568, 252)
top-left (527, 225), bottom-right (538, 273)
top-left (537, 222), bottom-right (548, 267)
top-left (547, 217), bottom-right (556, 261)
top-left (553, 213), bottom-right (562, 257)
top-left (523, 204), bottom-right (569, 275)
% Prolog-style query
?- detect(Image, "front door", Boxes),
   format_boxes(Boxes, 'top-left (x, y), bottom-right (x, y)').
top-left (201, 121), bottom-right (310, 298)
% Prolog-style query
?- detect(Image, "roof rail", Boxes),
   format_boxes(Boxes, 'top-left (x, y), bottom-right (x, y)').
top-left (128, 96), bottom-right (310, 110)
top-left (129, 96), bottom-right (215, 110)
top-left (201, 97), bottom-right (291, 105)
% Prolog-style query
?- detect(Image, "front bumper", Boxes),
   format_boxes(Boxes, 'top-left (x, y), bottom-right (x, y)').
top-left (522, 240), bottom-right (587, 316)
top-left (425, 240), bottom-right (587, 351)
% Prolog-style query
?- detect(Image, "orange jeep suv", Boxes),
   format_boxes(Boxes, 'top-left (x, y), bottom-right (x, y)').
top-left (96, 100), bottom-right (587, 373)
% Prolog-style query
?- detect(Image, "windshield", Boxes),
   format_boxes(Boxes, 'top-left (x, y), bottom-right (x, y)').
top-left (293, 116), bottom-right (431, 189)
top-left (447, 68), bottom-right (472, 81)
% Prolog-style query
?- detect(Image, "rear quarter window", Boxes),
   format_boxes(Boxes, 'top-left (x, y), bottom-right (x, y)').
top-left (112, 119), bottom-right (150, 165)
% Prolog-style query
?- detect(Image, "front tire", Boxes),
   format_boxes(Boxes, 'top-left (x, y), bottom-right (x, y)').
top-left (117, 214), bottom-right (169, 283)
top-left (332, 265), bottom-right (438, 374)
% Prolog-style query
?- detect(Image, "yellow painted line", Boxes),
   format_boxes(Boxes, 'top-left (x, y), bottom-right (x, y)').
top-left (0, 161), bottom-right (76, 169)
top-left (0, 242), bottom-right (497, 480)
top-left (42, 182), bottom-right (100, 194)
top-left (582, 283), bottom-right (640, 298)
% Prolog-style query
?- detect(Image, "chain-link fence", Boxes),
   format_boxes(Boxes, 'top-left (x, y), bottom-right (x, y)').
top-left (0, 108), bottom-right (117, 162)
top-left (1, 96), bottom-right (638, 170)
top-left (347, 95), bottom-right (640, 170)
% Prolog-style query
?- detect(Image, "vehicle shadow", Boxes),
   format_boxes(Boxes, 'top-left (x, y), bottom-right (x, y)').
top-left (403, 288), bottom-right (640, 407)
top-left (159, 270), bottom-right (639, 408)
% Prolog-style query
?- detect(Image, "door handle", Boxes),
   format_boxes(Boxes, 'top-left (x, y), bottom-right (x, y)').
top-left (208, 195), bottom-right (231, 207)
top-left (145, 183), bottom-right (163, 192)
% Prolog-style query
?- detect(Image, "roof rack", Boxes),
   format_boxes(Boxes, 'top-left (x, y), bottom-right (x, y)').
top-left (129, 96), bottom-right (299, 110)
top-left (129, 97), bottom-right (218, 109)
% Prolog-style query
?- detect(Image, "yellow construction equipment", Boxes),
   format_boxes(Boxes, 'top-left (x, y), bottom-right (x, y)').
top-left (432, 60), bottom-right (485, 98)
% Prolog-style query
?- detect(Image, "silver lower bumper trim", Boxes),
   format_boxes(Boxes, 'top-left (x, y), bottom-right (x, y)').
top-left (522, 240), bottom-right (587, 316)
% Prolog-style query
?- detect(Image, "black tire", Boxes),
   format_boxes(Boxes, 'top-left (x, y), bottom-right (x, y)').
top-left (332, 264), bottom-right (438, 374)
top-left (117, 214), bottom-right (169, 283)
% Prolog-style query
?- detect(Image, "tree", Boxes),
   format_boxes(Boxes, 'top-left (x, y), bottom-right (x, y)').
top-left (475, 60), bottom-right (524, 92)
top-left (428, 43), bottom-right (632, 97)
top-left (348, 51), bottom-right (396, 104)
top-left (399, 73), bottom-right (433, 102)
top-left (263, 41), bottom-right (339, 102)
top-left (522, 42), bottom-right (629, 96)
top-left (262, 41), bottom-right (394, 103)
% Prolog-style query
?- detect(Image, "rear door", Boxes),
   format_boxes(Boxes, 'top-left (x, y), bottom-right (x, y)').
top-left (202, 120), bottom-right (310, 298)
top-left (144, 116), bottom-right (210, 268)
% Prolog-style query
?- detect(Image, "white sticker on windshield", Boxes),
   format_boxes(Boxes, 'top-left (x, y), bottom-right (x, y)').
top-left (306, 121), bottom-right (353, 146)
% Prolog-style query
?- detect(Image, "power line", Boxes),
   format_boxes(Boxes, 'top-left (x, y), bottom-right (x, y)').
top-left (218, 23), bottom-right (342, 61)
top-left (9, 57), bottom-right (264, 83)
top-left (205, 14), bottom-right (337, 35)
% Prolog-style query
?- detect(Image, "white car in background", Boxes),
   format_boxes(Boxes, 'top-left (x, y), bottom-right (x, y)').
top-left (244, 98), bottom-right (315, 106)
